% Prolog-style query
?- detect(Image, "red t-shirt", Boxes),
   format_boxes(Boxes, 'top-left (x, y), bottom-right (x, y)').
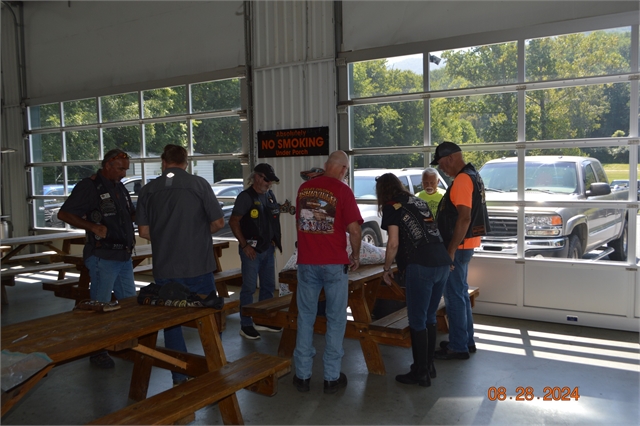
top-left (296, 176), bottom-right (363, 265)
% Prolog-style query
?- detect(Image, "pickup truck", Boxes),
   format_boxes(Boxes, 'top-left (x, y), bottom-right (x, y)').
top-left (476, 156), bottom-right (629, 260)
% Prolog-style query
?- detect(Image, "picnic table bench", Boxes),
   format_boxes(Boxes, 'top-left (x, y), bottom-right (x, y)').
top-left (1, 262), bottom-right (76, 305)
top-left (2, 297), bottom-right (291, 424)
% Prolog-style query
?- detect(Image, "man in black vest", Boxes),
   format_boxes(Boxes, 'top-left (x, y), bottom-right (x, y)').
top-left (431, 142), bottom-right (490, 360)
top-left (229, 163), bottom-right (283, 340)
top-left (58, 148), bottom-right (137, 369)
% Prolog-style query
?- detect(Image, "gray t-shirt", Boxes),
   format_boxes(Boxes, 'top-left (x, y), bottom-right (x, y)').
top-left (136, 168), bottom-right (224, 280)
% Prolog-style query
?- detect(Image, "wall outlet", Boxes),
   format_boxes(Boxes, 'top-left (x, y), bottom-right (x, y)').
top-left (566, 315), bottom-right (578, 322)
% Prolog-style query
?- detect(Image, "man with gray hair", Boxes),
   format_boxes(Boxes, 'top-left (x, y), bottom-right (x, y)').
top-left (229, 163), bottom-right (283, 340)
top-left (416, 167), bottom-right (446, 218)
top-left (58, 148), bottom-right (137, 369)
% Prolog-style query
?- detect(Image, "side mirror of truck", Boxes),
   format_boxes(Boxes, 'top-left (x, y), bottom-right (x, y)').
top-left (586, 182), bottom-right (611, 197)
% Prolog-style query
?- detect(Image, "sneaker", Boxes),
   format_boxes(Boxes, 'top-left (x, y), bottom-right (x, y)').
top-left (254, 324), bottom-right (283, 333)
top-left (292, 375), bottom-right (311, 392)
top-left (434, 348), bottom-right (470, 360)
top-left (439, 340), bottom-right (477, 353)
top-left (89, 352), bottom-right (115, 369)
top-left (239, 326), bottom-right (261, 340)
top-left (323, 372), bottom-right (348, 394)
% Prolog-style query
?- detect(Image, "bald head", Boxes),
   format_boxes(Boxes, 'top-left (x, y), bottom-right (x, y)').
top-left (324, 150), bottom-right (350, 180)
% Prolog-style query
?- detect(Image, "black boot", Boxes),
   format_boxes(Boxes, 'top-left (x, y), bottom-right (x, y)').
top-left (427, 324), bottom-right (437, 379)
top-left (396, 328), bottom-right (430, 387)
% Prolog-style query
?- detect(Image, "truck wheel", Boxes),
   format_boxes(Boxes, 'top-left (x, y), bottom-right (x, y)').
top-left (362, 226), bottom-right (381, 247)
top-left (608, 218), bottom-right (628, 261)
top-left (567, 235), bottom-right (583, 259)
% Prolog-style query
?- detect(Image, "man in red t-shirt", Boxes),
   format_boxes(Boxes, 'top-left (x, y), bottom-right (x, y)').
top-left (293, 150), bottom-right (363, 395)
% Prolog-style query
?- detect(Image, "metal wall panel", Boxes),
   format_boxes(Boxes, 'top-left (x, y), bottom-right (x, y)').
top-left (251, 1), bottom-right (335, 270)
top-left (253, 0), bottom-right (334, 68)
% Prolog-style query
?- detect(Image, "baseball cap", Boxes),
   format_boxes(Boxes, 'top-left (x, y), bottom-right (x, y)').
top-left (430, 141), bottom-right (462, 165)
top-left (254, 163), bottom-right (280, 183)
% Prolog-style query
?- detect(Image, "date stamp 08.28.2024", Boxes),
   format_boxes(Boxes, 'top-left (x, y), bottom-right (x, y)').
top-left (487, 386), bottom-right (580, 401)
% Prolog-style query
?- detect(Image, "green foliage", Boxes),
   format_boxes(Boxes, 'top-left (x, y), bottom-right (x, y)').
top-left (350, 28), bottom-right (631, 169)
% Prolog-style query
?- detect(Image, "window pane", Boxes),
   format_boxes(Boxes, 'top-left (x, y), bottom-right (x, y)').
top-left (526, 83), bottom-right (629, 141)
top-left (66, 129), bottom-right (100, 161)
top-left (68, 164), bottom-right (98, 185)
top-left (103, 125), bottom-right (141, 156)
top-left (145, 122), bottom-right (188, 157)
top-left (143, 85), bottom-right (187, 118)
top-left (349, 55), bottom-right (423, 99)
top-left (191, 79), bottom-right (241, 113)
top-left (351, 100), bottom-right (424, 148)
top-left (101, 92), bottom-right (139, 122)
top-left (526, 27), bottom-right (631, 82)
top-left (431, 93), bottom-right (517, 144)
top-left (31, 133), bottom-right (62, 162)
top-left (430, 42), bottom-right (517, 91)
top-left (63, 98), bottom-right (97, 126)
top-left (193, 117), bottom-right (242, 155)
top-left (32, 166), bottom-right (64, 228)
top-left (29, 103), bottom-right (60, 129)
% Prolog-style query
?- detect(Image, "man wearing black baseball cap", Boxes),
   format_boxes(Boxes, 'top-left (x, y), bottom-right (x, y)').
top-left (229, 163), bottom-right (283, 340)
top-left (431, 142), bottom-right (490, 360)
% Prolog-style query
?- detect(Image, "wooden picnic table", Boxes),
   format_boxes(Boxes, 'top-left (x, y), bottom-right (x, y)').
top-left (0, 231), bottom-right (85, 264)
top-left (60, 240), bottom-right (230, 303)
top-left (1, 297), bottom-right (290, 424)
top-left (244, 263), bottom-right (401, 376)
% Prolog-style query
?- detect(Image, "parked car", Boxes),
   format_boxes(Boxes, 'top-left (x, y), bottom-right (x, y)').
top-left (41, 184), bottom-right (75, 227)
top-left (354, 168), bottom-right (447, 246)
top-left (610, 179), bottom-right (640, 200)
top-left (211, 183), bottom-right (244, 200)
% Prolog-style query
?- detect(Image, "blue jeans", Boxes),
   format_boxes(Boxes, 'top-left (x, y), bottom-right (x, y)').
top-left (443, 249), bottom-right (475, 353)
top-left (404, 263), bottom-right (449, 331)
top-left (85, 255), bottom-right (136, 303)
top-left (156, 272), bottom-right (215, 383)
top-left (294, 264), bottom-right (348, 382)
top-left (239, 244), bottom-right (276, 327)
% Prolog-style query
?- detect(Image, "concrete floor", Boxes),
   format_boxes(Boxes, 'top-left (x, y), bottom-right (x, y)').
top-left (2, 272), bottom-right (639, 425)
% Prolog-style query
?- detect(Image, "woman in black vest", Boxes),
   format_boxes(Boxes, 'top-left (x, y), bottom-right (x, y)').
top-left (376, 173), bottom-right (451, 387)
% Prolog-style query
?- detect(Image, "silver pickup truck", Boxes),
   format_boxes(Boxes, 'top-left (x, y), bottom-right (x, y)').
top-left (476, 156), bottom-right (629, 260)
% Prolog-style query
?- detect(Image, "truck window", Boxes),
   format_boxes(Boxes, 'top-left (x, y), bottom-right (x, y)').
top-left (592, 161), bottom-right (608, 183)
top-left (409, 174), bottom-right (423, 193)
top-left (583, 164), bottom-right (596, 188)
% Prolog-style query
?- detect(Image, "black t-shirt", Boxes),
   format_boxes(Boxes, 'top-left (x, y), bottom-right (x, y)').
top-left (381, 195), bottom-right (451, 271)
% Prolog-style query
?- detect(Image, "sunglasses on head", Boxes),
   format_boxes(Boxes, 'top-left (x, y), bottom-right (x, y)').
top-left (106, 152), bottom-right (129, 164)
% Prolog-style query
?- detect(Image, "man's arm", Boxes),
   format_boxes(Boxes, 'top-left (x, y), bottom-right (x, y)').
top-left (447, 204), bottom-right (472, 260)
top-left (210, 217), bottom-right (225, 234)
top-left (381, 225), bottom-right (399, 284)
top-left (229, 214), bottom-right (257, 260)
top-left (138, 225), bottom-right (151, 241)
top-left (346, 221), bottom-right (362, 271)
top-left (57, 210), bottom-right (107, 239)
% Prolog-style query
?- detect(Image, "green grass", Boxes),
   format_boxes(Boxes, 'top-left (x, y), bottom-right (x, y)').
top-left (602, 164), bottom-right (638, 183)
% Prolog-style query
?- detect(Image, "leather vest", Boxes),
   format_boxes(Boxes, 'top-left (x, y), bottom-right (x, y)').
top-left (437, 163), bottom-right (491, 247)
top-left (87, 173), bottom-right (135, 251)
top-left (389, 193), bottom-right (443, 248)
top-left (239, 187), bottom-right (282, 253)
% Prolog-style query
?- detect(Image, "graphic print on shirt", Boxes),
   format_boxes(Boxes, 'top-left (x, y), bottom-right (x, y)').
top-left (297, 187), bottom-right (337, 234)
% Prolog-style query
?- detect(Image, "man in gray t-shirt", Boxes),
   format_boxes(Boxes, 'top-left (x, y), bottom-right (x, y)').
top-left (136, 144), bottom-right (224, 386)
